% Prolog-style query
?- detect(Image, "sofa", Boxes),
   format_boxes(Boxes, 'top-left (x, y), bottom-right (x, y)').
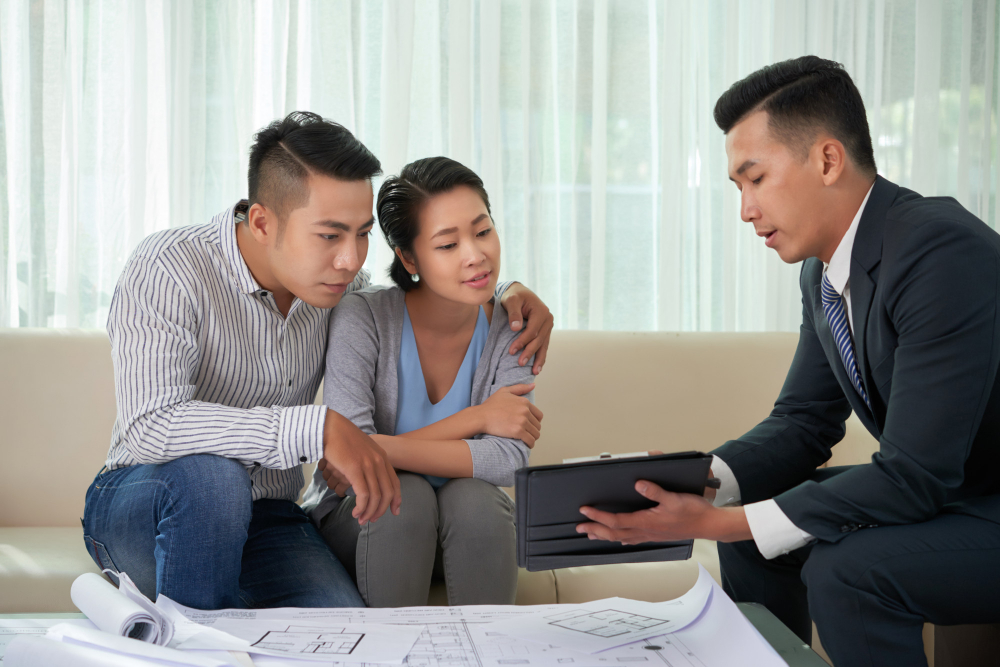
top-left (2, 328), bottom-right (997, 665)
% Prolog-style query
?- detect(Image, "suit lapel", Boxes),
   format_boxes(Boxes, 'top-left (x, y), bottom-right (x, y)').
top-left (849, 176), bottom-right (897, 408)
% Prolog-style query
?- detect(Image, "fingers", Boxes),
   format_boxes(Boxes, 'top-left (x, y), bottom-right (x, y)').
top-left (334, 481), bottom-right (350, 497)
top-left (507, 383), bottom-right (535, 396)
top-left (513, 315), bottom-right (545, 366)
top-left (647, 450), bottom-right (663, 456)
top-left (575, 521), bottom-right (628, 543)
top-left (532, 343), bottom-right (548, 375)
top-left (527, 413), bottom-right (542, 432)
top-left (635, 481), bottom-right (671, 504)
top-left (531, 315), bottom-right (553, 374)
top-left (387, 458), bottom-right (402, 516)
top-left (505, 293), bottom-right (525, 333)
top-left (528, 403), bottom-right (544, 421)
top-left (351, 468), bottom-right (371, 523)
top-left (578, 505), bottom-right (631, 529)
top-left (370, 455), bottom-right (397, 522)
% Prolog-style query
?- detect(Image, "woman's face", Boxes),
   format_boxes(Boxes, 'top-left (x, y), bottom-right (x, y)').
top-left (405, 185), bottom-right (500, 306)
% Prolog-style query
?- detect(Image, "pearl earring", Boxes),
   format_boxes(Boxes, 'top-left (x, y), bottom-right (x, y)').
top-left (411, 273), bottom-right (420, 283)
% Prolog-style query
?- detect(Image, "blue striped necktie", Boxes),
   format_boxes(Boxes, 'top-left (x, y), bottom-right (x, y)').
top-left (820, 273), bottom-right (871, 409)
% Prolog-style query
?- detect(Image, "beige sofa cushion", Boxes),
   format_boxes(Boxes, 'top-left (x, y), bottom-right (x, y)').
top-left (0, 330), bottom-right (116, 528)
top-left (531, 331), bottom-right (876, 464)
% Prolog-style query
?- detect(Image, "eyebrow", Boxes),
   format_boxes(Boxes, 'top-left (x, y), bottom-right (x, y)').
top-left (429, 214), bottom-right (491, 239)
top-left (314, 218), bottom-right (375, 232)
top-left (735, 160), bottom-right (758, 175)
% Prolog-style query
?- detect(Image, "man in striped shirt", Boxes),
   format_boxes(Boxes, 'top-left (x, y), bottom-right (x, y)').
top-left (82, 112), bottom-right (553, 610)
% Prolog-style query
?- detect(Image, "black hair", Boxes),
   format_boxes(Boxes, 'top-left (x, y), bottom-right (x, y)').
top-left (376, 157), bottom-right (492, 291)
top-left (713, 56), bottom-right (876, 175)
top-left (247, 111), bottom-right (381, 222)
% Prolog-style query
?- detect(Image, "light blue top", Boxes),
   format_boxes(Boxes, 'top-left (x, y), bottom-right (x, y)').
top-left (395, 304), bottom-right (491, 488)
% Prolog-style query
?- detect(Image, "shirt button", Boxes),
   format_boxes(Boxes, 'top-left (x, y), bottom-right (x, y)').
top-left (300, 456), bottom-right (307, 463)
top-left (260, 291), bottom-right (269, 297)
top-left (253, 462), bottom-right (261, 467)
top-left (287, 379), bottom-right (292, 387)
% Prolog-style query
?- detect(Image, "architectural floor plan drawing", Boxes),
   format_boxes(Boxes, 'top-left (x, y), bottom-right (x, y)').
top-left (252, 626), bottom-right (365, 655)
top-left (159, 566), bottom-right (786, 667)
top-left (543, 610), bottom-right (668, 638)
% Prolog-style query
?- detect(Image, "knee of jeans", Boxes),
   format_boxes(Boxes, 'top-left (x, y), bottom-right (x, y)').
top-left (164, 455), bottom-right (252, 528)
top-left (374, 474), bottom-right (437, 531)
top-left (437, 478), bottom-right (512, 533)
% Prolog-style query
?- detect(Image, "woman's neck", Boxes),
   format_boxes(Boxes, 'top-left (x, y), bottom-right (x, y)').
top-left (404, 287), bottom-right (482, 337)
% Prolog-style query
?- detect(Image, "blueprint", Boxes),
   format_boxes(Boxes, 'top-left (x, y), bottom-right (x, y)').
top-left (156, 599), bottom-right (421, 664)
top-left (252, 627), bottom-right (365, 655)
top-left (487, 568), bottom-right (715, 654)
top-left (157, 565), bottom-right (785, 667)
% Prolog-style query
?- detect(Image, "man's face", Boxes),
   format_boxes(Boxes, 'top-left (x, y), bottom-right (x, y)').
top-left (725, 111), bottom-right (833, 264)
top-left (267, 174), bottom-right (374, 309)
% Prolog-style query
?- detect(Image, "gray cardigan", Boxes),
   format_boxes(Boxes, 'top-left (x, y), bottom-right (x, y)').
top-left (302, 285), bottom-right (534, 523)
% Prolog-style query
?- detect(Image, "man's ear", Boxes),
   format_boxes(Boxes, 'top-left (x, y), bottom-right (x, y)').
top-left (818, 137), bottom-right (847, 186)
top-left (246, 203), bottom-right (277, 246)
top-left (395, 246), bottom-right (418, 276)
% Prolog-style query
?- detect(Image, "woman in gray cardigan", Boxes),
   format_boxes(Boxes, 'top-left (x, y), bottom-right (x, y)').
top-left (302, 157), bottom-right (542, 607)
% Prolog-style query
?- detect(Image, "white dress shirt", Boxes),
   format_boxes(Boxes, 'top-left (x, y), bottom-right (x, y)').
top-left (712, 183), bottom-right (875, 559)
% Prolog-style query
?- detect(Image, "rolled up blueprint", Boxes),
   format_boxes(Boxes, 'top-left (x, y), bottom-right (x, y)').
top-left (4, 634), bottom-right (165, 666)
top-left (70, 571), bottom-right (173, 646)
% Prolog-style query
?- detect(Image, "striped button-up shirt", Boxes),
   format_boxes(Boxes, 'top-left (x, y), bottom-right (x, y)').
top-left (106, 201), bottom-right (513, 502)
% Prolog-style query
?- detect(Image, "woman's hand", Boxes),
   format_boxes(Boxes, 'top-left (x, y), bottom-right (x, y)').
top-left (475, 383), bottom-right (544, 446)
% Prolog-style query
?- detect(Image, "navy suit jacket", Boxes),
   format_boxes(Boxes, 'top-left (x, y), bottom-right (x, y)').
top-left (712, 176), bottom-right (1000, 542)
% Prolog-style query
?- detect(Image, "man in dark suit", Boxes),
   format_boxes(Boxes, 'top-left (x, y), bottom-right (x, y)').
top-left (576, 56), bottom-right (1000, 666)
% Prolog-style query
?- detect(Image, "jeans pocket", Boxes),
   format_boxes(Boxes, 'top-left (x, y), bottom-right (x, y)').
top-left (83, 534), bottom-right (120, 578)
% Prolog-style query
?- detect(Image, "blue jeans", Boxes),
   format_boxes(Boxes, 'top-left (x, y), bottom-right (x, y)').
top-left (82, 454), bottom-right (364, 610)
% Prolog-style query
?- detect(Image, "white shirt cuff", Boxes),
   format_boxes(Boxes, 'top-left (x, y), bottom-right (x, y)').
top-left (710, 455), bottom-right (741, 507)
top-left (744, 499), bottom-right (815, 560)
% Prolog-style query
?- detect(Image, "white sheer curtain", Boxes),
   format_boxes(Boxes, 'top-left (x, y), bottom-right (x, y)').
top-left (1, 0), bottom-right (997, 331)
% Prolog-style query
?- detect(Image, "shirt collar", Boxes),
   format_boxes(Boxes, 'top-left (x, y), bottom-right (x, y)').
top-left (218, 200), bottom-right (264, 294)
top-left (824, 183), bottom-right (875, 295)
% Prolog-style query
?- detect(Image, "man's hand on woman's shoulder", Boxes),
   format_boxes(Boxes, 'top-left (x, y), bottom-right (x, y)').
top-left (499, 283), bottom-right (554, 375)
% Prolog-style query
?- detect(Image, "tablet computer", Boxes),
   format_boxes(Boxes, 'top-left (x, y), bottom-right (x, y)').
top-left (515, 451), bottom-right (713, 571)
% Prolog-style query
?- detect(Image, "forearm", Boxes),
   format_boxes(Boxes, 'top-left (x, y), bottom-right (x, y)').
top-left (119, 400), bottom-right (326, 469)
top-left (371, 435), bottom-right (474, 478)
top-left (711, 507), bottom-right (753, 543)
top-left (395, 406), bottom-right (483, 441)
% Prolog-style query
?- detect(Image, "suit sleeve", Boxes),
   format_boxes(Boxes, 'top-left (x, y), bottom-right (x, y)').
top-left (710, 262), bottom-right (853, 504)
top-left (777, 222), bottom-right (1000, 542)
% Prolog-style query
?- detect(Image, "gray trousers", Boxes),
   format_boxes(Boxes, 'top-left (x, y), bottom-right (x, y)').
top-left (318, 473), bottom-right (517, 607)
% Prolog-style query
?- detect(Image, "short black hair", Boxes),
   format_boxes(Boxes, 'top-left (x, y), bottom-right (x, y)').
top-left (377, 157), bottom-right (492, 292)
top-left (713, 56), bottom-right (876, 175)
top-left (247, 111), bottom-right (381, 222)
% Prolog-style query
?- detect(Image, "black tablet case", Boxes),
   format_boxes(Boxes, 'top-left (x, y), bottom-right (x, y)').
top-left (515, 451), bottom-right (713, 571)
